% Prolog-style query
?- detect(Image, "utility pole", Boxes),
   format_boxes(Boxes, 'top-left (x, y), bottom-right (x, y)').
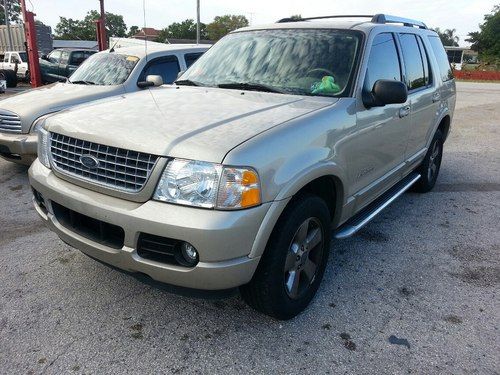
top-left (20, 0), bottom-right (42, 87)
top-left (196, 0), bottom-right (200, 44)
top-left (3, 0), bottom-right (13, 51)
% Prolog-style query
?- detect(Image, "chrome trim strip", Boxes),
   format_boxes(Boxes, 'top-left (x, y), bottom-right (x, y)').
top-left (335, 173), bottom-right (421, 239)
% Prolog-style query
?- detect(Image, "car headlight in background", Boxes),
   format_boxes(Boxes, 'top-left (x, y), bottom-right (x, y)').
top-left (37, 126), bottom-right (51, 169)
top-left (154, 158), bottom-right (261, 210)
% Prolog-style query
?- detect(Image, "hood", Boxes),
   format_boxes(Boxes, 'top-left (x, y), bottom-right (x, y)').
top-left (47, 86), bottom-right (336, 163)
top-left (0, 82), bottom-right (124, 132)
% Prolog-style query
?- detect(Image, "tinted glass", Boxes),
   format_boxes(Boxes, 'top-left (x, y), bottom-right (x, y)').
top-left (184, 52), bottom-right (203, 68)
top-left (182, 29), bottom-right (362, 97)
top-left (60, 51), bottom-right (70, 64)
top-left (69, 53), bottom-right (139, 85)
top-left (428, 36), bottom-right (453, 82)
top-left (365, 33), bottom-right (401, 90)
top-left (416, 36), bottom-right (431, 86)
top-left (18, 52), bottom-right (27, 62)
top-left (142, 57), bottom-right (180, 84)
top-left (399, 34), bottom-right (425, 90)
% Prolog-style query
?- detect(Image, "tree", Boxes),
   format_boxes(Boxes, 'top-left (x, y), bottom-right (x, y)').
top-left (54, 10), bottom-right (127, 40)
top-left (466, 5), bottom-right (500, 59)
top-left (128, 25), bottom-right (139, 37)
top-left (290, 15), bottom-right (303, 20)
top-left (156, 19), bottom-right (207, 42)
top-left (207, 15), bottom-right (249, 40)
top-left (0, 0), bottom-right (21, 24)
top-left (434, 27), bottom-right (459, 46)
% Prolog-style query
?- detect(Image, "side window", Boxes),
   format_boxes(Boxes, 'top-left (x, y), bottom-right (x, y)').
top-left (416, 36), bottom-right (431, 86)
top-left (48, 50), bottom-right (62, 64)
top-left (60, 51), bottom-right (70, 65)
top-left (2, 54), bottom-right (7, 63)
top-left (70, 52), bottom-right (86, 65)
top-left (184, 52), bottom-right (203, 68)
top-left (10, 53), bottom-right (20, 64)
top-left (399, 34), bottom-right (426, 90)
top-left (141, 56), bottom-right (180, 84)
top-left (365, 33), bottom-right (402, 91)
top-left (428, 36), bottom-right (454, 82)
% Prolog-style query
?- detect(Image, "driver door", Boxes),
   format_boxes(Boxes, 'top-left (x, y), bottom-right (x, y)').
top-left (348, 32), bottom-right (411, 211)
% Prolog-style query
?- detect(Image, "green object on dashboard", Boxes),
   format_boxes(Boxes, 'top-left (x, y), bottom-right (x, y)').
top-left (311, 76), bottom-right (341, 95)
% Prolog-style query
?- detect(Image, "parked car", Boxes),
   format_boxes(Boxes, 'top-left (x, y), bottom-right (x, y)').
top-left (39, 48), bottom-right (97, 83)
top-left (29, 15), bottom-right (456, 319)
top-left (0, 43), bottom-right (209, 164)
top-left (0, 51), bottom-right (29, 81)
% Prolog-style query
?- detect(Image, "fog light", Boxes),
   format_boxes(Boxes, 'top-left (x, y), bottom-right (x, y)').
top-left (180, 242), bottom-right (198, 266)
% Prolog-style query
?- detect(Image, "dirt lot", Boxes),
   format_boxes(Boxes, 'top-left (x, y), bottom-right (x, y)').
top-left (0, 82), bottom-right (499, 374)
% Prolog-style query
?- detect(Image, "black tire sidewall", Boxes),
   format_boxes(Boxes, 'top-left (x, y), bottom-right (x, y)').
top-left (242, 195), bottom-right (331, 320)
top-left (415, 129), bottom-right (443, 192)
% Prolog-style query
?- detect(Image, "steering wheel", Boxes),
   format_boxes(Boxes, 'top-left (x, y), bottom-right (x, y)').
top-left (306, 68), bottom-right (335, 78)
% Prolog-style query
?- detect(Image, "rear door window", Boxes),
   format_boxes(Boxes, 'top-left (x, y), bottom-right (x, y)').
top-left (48, 50), bottom-right (62, 64)
top-left (364, 33), bottom-right (402, 91)
top-left (398, 34), bottom-right (426, 90)
top-left (140, 56), bottom-right (180, 84)
top-left (184, 52), bottom-right (204, 68)
top-left (428, 36), bottom-right (454, 82)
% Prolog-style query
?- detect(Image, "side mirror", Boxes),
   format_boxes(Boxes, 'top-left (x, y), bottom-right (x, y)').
top-left (137, 75), bottom-right (163, 88)
top-left (177, 70), bottom-right (185, 80)
top-left (41, 54), bottom-right (49, 61)
top-left (363, 79), bottom-right (408, 108)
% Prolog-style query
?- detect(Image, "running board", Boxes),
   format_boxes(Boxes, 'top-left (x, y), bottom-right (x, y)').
top-left (334, 173), bottom-right (421, 239)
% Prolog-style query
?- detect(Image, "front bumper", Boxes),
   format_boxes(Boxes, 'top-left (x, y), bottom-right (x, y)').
top-left (28, 159), bottom-right (278, 290)
top-left (0, 131), bottom-right (37, 165)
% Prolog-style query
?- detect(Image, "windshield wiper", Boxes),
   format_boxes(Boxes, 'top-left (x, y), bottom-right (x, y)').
top-left (70, 80), bottom-right (96, 85)
top-left (175, 79), bottom-right (203, 87)
top-left (217, 82), bottom-right (284, 94)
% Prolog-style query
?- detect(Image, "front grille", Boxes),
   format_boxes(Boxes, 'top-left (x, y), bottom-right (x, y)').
top-left (52, 201), bottom-right (125, 249)
top-left (50, 133), bottom-right (159, 193)
top-left (0, 110), bottom-right (22, 133)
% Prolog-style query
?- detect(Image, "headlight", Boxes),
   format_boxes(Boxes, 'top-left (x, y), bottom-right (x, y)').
top-left (37, 125), bottom-right (51, 169)
top-left (154, 159), bottom-right (261, 210)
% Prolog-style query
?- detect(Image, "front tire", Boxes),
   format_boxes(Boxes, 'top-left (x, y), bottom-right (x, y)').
top-left (240, 194), bottom-right (331, 320)
top-left (414, 129), bottom-right (443, 193)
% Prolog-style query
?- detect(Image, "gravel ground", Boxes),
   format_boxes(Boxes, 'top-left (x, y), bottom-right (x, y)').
top-left (0, 82), bottom-right (499, 374)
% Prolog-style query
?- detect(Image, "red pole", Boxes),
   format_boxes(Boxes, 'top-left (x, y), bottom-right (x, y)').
top-left (20, 0), bottom-right (42, 87)
top-left (96, 0), bottom-right (107, 51)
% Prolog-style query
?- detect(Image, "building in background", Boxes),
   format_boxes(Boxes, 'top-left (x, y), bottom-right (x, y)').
top-left (0, 24), bottom-right (53, 55)
top-left (445, 46), bottom-right (479, 70)
top-left (52, 40), bottom-right (98, 50)
top-left (131, 27), bottom-right (161, 41)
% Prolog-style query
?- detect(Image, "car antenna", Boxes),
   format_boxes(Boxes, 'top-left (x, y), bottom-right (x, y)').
top-left (109, 39), bottom-right (119, 53)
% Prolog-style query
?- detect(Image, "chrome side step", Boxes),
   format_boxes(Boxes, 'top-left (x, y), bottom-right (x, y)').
top-left (334, 173), bottom-right (421, 239)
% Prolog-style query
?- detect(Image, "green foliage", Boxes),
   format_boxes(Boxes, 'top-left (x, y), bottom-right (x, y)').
top-left (433, 27), bottom-right (459, 47)
top-left (466, 5), bottom-right (500, 60)
top-left (156, 19), bottom-right (207, 42)
top-left (290, 15), bottom-right (303, 20)
top-left (127, 26), bottom-right (139, 37)
top-left (54, 10), bottom-right (127, 40)
top-left (0, 0), bottom-right (21, 23)
top-left (206, 15), bottom-right (249, 41)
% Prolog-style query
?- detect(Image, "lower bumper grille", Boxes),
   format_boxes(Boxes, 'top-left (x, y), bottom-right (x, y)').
top-left (137, 233), bottom-right (187, 266)
top-left (52, 201), bottom-right (124, 249)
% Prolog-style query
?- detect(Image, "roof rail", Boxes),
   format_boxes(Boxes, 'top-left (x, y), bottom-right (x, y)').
top-left (276, 14), bottom-right (427, 29)
top-left (371, 14), bottom-right (427, 29)
top-left (277, 15), bottom-right (373, 23)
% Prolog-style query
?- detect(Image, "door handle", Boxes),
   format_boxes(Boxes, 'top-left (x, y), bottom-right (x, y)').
top-left (432, 92), bottom-right (441, 102)
top-left (399, 105), bottom-right (411, 118)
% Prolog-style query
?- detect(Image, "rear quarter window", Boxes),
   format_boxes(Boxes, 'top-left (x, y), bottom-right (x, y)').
top-left (428, 36), bottom-right (454, 82)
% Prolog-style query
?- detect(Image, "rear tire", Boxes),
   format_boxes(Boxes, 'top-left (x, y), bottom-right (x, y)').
top-left (240, 194), bottom-right (331, 320)
top-left (414, 129), bottom-right (443, 193)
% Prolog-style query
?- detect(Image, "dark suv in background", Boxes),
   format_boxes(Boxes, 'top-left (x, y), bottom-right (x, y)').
top-left (39, 48), bottom-right (96, 83)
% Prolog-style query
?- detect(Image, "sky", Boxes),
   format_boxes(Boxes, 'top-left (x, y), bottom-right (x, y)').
top-left (28, 0), bottom-right (498, 46)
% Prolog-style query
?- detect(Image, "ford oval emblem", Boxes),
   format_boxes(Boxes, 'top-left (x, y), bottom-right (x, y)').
top-left (80, 155), bottom-right (100, 169)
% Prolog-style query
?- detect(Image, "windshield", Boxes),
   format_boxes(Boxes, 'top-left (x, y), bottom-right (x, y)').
top-left (18, 52), bottom-right (27, 62)
top-left (181, 29), bottom-right (361, 97)
top-left (69, 53), bottom-right (140, 85)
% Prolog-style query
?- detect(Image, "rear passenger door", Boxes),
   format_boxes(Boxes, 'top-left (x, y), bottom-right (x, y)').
top-left (351, 32), bottom-right (411, 210)
top-left (397, 33), bottom-right (438, 162)
top-left (139, 55), bottom-right (180, 85)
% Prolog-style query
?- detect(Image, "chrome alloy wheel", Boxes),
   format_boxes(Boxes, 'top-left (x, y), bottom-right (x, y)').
top-left (428, 140), bottom-right (441, 181)
top-left (284, 217), bottom-right (324, 299)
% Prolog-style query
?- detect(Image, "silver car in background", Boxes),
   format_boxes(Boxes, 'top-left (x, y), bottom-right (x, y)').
top-left (0, 43), bottom-right (209, 164)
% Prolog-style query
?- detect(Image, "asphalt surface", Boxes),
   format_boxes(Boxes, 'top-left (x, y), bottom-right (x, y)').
top-left (0, 82), bottom-right (499, 374)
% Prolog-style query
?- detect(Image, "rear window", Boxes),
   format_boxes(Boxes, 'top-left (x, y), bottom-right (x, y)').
top-left (399, 34), bottom-right (428, 90)
top-left (428, 36), bottom-right (454, 82)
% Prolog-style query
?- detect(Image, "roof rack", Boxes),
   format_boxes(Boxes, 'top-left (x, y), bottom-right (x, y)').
top-left (276, 14), bottom-right (428, 29)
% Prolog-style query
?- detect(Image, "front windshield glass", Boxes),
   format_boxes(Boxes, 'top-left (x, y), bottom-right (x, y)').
top-left (69, 53), bottom-right (140, 85)
top-left (18, 52), bottom-right (27, 62)
top-left (181, 29), bottom-right (362, 97)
